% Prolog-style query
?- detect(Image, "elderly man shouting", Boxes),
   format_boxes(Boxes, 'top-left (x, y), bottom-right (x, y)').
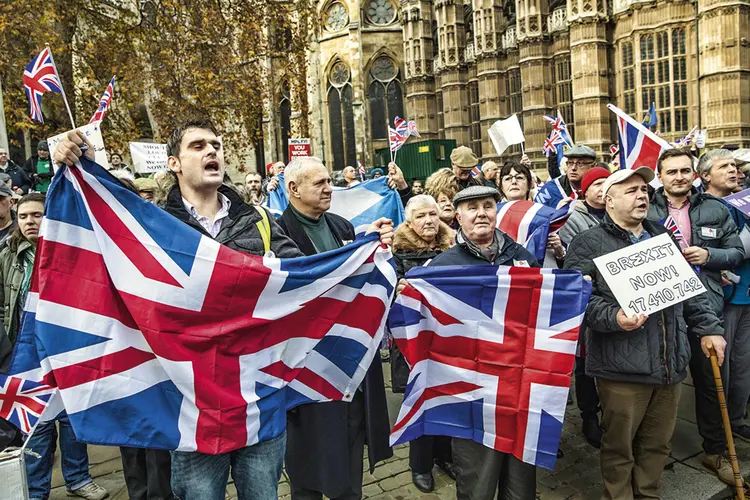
top-left (277, 156), bottom-right (394, 500)
top-left (564, 167), bottom-right (725, 499)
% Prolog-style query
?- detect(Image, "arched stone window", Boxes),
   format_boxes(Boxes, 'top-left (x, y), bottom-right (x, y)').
top-left (368, 56), bottom-right (404, 140)
top-left (327, 60), bottom-right (357, 170)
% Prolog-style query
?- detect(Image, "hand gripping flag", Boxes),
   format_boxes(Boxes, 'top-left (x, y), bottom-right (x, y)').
top-left (496, 200), bottom-right (575, 263)
top-left (89, 76), bottom-right (116, 124)
top-left (388, 265), bottom-right (592, 469)
top-left (23, 48), bottom-right (63, 123)
top-left (0, 374), bottom-right (55, 434)
top-left (8, 156), bottom-right (396, 453)
top-left (609, 103), bottom-right (672, 172)
top-left (263, 173), bottom-right (289, 216)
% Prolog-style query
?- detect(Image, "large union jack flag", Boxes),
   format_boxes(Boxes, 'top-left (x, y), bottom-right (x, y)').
top-left (89, 75), bottom-right (116, 124)
top-left (496, 200), bottom-right (575, 263)
top-left (0, 374), bottom-right (55, 434)
top-left (609, 103), bottom-right (672, 171)
top-left (8, 157), bottom-right (396, 453)
top-left (23, 47), bottom-right (63, 123)
top-left (388, 265), bottom-right (591, 469)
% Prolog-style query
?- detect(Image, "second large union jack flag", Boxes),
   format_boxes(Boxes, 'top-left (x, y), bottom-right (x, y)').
top-left (388, 265), bottom-right (591, 469)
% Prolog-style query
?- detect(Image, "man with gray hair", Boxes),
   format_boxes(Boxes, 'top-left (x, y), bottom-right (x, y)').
top-left (481, 161), bottom-right (498, 189)
top-left (277, 155), bottom-right (394, 500)
top-left (648, 147), bottom-right (744, 485)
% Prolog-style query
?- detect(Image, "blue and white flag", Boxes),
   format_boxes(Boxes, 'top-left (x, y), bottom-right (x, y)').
top-left (330, 177), bottom-right (405, 234)
top-left (264, 173), bottom-right (289, 216)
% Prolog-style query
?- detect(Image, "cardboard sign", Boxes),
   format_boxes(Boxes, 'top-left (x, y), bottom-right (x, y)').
top-left (47, 122), bottom-right (109, 170)
top-left (724, 188), bottom-right (750, 217)
top-left (130, 142), bottom-right (168, 173)
top-left (288, 138), bottom-right (310, 159)
top-left (488, 114), bottom-right (525, 156)
top-left (593, 232), bottom-right (706, 317)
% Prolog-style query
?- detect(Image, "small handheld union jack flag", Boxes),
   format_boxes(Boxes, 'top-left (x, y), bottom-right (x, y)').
top-left (407, 120), bottom-right (420, 138)
top-left (0, 374), bottom-right (55, 434)
top-left (663, 215), bottom-right (685, 243)
top-left (357, 160), bottom-right (366, 181)
top-left (23, 47), bottom-right (63, 123)
top-left (470, 165), bottom-right (482, 178)
top-left (394, 116), bottom-right (409, 137)
top-left (89, 75), bottom-right (116, 124)
top-left (389, 127), bottom-right (407, 153)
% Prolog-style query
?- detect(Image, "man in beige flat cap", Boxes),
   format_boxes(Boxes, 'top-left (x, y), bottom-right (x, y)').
top-left (450, 146), bottom-right (483, 191)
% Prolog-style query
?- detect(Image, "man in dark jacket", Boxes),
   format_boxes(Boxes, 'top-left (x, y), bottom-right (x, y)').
top-left (278, 156), bottom-right (394, 500)
top-left (0, 147), bottom-right (32, 193)
top-left (648, 148), bottom-right (744, 485)
top-left (535, 145), bottom-right (596, 208)
top-left (450, 146), bottom-right (482, 191)
top-left (24, 140), bottom-right (54, 193)
top-left (413, 185), bottom-right (539, 500)
top-left (565, 166), bottom-right (725, 499)
top-left (53, 119), bottom-right (302, 500)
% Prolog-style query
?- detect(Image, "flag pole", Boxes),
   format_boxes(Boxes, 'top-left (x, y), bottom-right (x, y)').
top-left (46, 44), bottom-right (76, 130)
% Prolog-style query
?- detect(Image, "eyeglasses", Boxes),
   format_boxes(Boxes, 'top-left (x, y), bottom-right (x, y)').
top-left (567, 160), bottom-right (594, 167)
top-left (501, 174), bottom-right (527, 184)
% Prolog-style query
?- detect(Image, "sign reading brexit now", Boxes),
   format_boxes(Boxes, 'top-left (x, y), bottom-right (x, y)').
top-left (593, 233), bottom-right (706, 317)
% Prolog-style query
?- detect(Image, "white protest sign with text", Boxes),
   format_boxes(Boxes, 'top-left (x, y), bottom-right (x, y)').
top-left (130, 142), bottom-right (168, 173)
top-left (593, 232), bottom-right (706, 317)
top-left (48, 122), bottom-right (109, 170)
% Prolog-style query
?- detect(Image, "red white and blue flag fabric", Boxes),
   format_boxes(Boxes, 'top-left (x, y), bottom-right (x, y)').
top-left (394, 116), bottom-right (409, 138)
top-left (23, 47), bottom-right (63, 123)
top-left (407, 120), bottom-right (421, 138)
top-left (608, 103), bottom-right (672, 172)
top-left (89, 75), bottom-right (116, 124)
top-left (534, 177), bottom-right (578, 209)
top-left (663, 215), bottom-right (685, 243)
top-left (388, 265), bottom-right (591, 469)
top-left (470, 166), bottom-right (482, 178)
top-left (389, 127), bottom-right (407, 152)
top-left (0, 374), bottom-right (55, 434)
top-left (673, 126), bottom-right (697, 148)
top-left (496, 200), bottom-right (575, 262)
top-left (8, 157), bottom-right (396, 453)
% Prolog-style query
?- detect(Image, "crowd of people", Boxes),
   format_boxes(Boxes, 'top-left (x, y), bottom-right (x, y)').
top-left (1, 118), bottom-right (749, 500)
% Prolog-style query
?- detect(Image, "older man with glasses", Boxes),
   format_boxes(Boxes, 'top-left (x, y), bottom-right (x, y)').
top-left (535, 145), bottom-right (597, 208)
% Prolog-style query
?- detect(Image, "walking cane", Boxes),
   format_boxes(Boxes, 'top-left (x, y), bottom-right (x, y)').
top-left (707, 341), bottom-right (746, 500)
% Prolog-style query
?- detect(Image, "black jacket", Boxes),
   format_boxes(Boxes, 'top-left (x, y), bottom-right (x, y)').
top-left (162, 184), bottom-right (301, 258)
top-left (1, 161), bottom-right (31, 193)
top-left (648, 188), bottom-right (743, 315)
top-left (277, 204), bottom-right (393, 497)
top-left (429, 229), bottom-right (539, 267)
top-left (564, 216), bottom-right (723, 385)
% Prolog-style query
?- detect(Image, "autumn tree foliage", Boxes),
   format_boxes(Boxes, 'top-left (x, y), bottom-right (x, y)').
top-left (0, 0), bottom-right (315, 163)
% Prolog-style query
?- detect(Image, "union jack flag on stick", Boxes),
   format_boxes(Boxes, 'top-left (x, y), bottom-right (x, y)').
top-left (388, 265), bottom-right (591, 469)
top-left (89, 76), bottom-right (116, 124)
top-left (0, 374), bottom-right (55, 434)
top-left (23, 47), bottom-right (63, 124)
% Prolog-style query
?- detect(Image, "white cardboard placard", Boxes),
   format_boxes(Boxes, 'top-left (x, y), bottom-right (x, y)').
top-left (129, 142), bottom-right (168, 173)
top-left (47, 122), bottom-right (109, 170)
top-left (593, 232), bottom-right (706, 317)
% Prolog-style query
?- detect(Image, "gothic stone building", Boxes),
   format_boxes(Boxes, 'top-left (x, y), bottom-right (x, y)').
top-left (263, 0), bottom-right (749, 174)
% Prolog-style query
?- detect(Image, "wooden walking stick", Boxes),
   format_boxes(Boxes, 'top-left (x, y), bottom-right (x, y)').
top-left (707, 341), bottom-right (746, 500)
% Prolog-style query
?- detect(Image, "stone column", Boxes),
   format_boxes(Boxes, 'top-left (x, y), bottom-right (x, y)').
top-left (435, 0), bottom-right (470, 145)
top-left (697, 0), bottom-right (750, 148)
top-left (568, 0), bottom-right (613, 153)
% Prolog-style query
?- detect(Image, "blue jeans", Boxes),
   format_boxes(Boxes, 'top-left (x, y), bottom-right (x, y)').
top-left (25, 413), bottom-right (93, 500)
top-left (171, 431), bottom-right (285, 500)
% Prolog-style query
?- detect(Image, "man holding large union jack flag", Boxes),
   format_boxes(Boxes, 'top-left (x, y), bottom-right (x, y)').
top-left (52, 119), bottom-right (396, 500)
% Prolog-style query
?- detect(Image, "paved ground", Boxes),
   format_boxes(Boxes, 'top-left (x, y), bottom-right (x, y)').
top-left (45, 366), bottom-right (750, 500)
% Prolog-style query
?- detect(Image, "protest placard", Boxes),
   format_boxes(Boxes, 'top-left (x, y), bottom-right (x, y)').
top-left (47, 122), bottom-right (109, 170)
top-left (288, 138), bottom-right (311, 159)
top-left (488, 114), bottom-right (525, 156)
top-left (593, 232), bottom-right (706, 317)
top-left (724, 188), bottom-right (750, 217)
top-left (129, 142), bottom-right (168, 173)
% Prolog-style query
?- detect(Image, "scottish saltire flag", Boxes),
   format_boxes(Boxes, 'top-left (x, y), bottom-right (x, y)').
top-left (609, 104), bottom-right (672, 171)
top-left (23, 47), bottom-right (63, 123)
top-left (264, 173), bottom-right (289, 216)
top-left (89, 75), bottom-right (116, 124)
top-left (496, 200), bottom-right (575, 262)
top-left (0, 374), bottom-right (55, 434)
top-left (534, 176), bottom-right (577, 209)
top-left (388, 265), bottom-right (592, 469)
top-left (330, 177), bottom-right (405, 234)
top-left (8, 156), bottom-right (396, 453)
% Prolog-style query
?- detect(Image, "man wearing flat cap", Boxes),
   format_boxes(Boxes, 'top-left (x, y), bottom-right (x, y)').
top-left (405, 185), bottom-right (540, 499)
top-left (450, 146), bottom-right (483, 191)
top-left (535, 144), bottom-right (597, 208)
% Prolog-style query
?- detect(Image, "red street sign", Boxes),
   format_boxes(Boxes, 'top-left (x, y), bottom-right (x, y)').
top-left (288, 138), bottom-right (311, 159)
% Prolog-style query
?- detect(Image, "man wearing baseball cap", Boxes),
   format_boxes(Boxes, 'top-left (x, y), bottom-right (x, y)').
top-left (535, 145), bottom-right (597, 208)
top-left (564, 166), bottom-right (725, 499)
top-left (450, 146), bottom-right (483, 191)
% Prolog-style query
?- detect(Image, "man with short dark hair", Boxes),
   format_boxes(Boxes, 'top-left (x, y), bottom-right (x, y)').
top-left (648, 147), bottom-right (744, 485)
top-left (565, 166), bottom-right (725, 499)
top-left (0, 147), bottom-right (32, 193)
top-left (53, 119), bottom-right (303, 500)
top-left (411, 179), bottom-right (423, 195)
top-left (277, 156), bottom-right (394, 500)
top-left (24, 140), bottom-right (53, 193)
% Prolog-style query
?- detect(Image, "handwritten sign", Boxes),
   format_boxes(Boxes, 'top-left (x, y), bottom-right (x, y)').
top-left (48, 123), bottom-right (109, 170)
top-left (130, 142), bottom-right (168, 173)
top-left (288, 138), bottom-right (310, 160)
top-left (593, 232), bottom-right (706, 317)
